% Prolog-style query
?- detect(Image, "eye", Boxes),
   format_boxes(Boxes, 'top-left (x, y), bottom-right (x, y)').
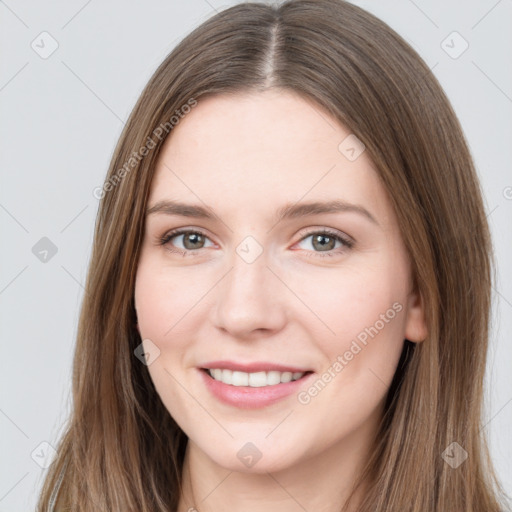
top-left (158, 228), bottom-right (214, 256)
top-left (295, 229), bottom-right (354, 258)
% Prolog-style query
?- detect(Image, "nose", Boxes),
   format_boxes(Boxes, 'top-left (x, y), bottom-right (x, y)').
top-left (212, 250), bottom-right (288, 340)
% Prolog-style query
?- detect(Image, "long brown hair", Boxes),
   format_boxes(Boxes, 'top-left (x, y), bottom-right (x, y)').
top-left (36, 1), bottom-right (509, 510)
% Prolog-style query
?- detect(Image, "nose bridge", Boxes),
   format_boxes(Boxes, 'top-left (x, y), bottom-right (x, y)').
top-left (213, 239), bottom-right (286, 336)
top-left (228, 245), bottom-right (268, 298)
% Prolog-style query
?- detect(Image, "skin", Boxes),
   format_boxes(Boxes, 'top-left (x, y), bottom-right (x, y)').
top-left (134, 89), bottom-right (427, 512)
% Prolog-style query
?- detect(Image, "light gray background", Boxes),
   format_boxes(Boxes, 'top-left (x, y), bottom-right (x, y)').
top-left (1, 1), bottom-right (511, 510)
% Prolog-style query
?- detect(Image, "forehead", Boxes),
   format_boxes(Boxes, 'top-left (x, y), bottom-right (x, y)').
top-left (148, 90), bottom-right (392, 225)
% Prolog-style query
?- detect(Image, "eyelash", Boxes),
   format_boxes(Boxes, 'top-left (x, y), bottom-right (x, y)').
top-left (158, 228), bottom-right (354, 258)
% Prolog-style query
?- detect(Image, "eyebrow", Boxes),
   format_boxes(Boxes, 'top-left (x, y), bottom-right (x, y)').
top-left (146, 199), bottom-right (379, 226)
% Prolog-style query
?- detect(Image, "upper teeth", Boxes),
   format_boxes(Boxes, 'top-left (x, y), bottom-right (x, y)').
top-left (208, 369), bottom-right (306, 387)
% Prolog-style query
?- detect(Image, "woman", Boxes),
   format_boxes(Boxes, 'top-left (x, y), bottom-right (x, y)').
top-left (37, 0), bottom-right (509, 510)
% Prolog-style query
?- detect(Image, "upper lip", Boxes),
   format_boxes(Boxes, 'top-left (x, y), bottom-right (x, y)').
top-left (200, 360), bottom-right (313, 373)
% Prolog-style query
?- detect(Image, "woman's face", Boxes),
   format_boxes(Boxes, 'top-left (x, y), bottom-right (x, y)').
top-left (134, 89), bottom-right (426, 473)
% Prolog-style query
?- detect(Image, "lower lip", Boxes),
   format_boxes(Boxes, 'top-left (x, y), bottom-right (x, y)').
top-left (198, 368), bottom-right (314, 409)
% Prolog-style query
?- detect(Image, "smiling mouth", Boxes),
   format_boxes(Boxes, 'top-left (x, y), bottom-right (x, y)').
top-left (201, 368), bottom-right (314, 387)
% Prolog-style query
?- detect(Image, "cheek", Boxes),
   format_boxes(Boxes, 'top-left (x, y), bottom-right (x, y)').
top-left (133, 258), bottom-right (201, 420)
top-left (293, 256), bottom-right (409, 422)
top-left (292, 258), bottom-right (408, 348)
top-left (293, 258), bottom-right (409, 398)
top-left (134, 255), bottom-right (208, 341)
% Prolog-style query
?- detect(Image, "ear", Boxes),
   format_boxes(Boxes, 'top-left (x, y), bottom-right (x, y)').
top-left (404, 287), bottom-right (428, 342)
